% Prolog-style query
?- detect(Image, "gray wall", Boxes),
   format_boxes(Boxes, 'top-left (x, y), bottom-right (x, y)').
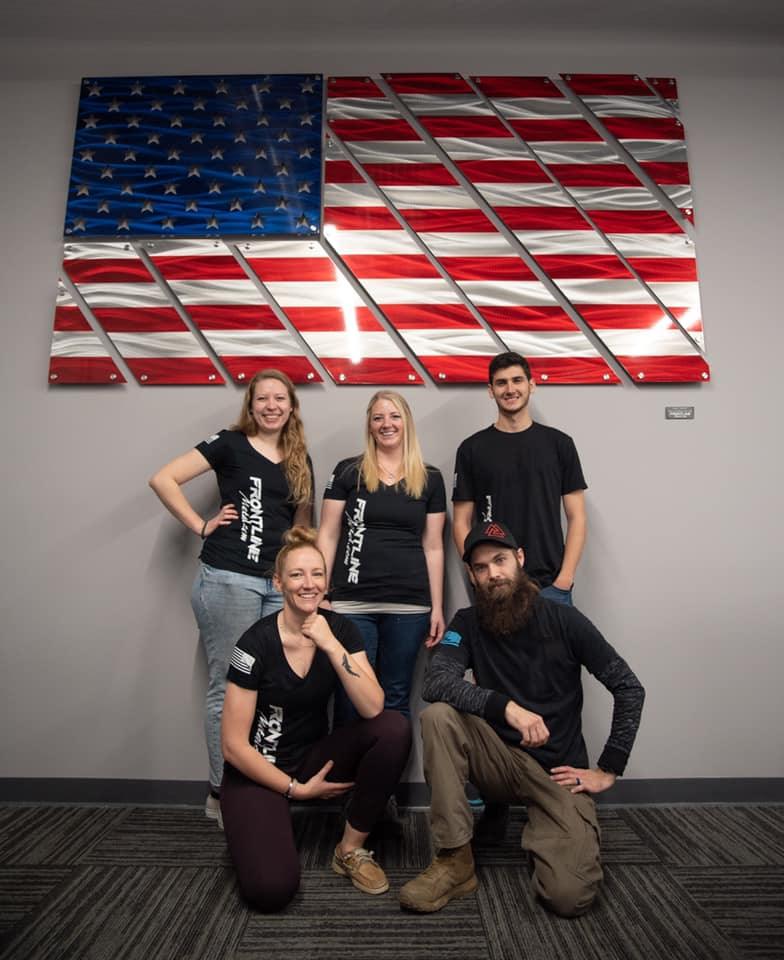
top-left (1, 14), bottom-right (782, 791)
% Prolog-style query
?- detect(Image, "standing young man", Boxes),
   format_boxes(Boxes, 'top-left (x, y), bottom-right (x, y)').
top-left (452, 352), bottom-right (587, 604)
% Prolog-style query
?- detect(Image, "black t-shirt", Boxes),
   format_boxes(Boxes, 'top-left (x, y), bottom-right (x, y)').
top-left (196, 429), bottom-right (310, 577)
top-left (323, 458), bottom-right (447, 605)
top-left (226, 609), bottom-right (364, 774)
top-left (452, 423), bottom-right (586, 587)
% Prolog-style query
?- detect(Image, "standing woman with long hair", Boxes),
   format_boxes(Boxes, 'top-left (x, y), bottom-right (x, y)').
top-left (318, 391), bottom-right (446, 723)
top-left (149, 369), bottom-right (313, 821)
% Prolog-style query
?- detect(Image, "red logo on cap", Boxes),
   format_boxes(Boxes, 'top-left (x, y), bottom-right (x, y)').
top-left (484, 523), bottom-right (506, 537)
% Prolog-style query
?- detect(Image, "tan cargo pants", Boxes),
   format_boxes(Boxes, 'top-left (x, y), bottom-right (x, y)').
top-left (421, 702), bottom-right (603, 917)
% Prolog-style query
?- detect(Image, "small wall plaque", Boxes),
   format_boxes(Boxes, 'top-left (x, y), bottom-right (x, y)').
top-left (665, 406), bottom-right (695, 420)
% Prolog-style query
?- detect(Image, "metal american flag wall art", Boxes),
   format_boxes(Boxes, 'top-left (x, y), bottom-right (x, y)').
top-left (48, 72), bottom-right (709, 387)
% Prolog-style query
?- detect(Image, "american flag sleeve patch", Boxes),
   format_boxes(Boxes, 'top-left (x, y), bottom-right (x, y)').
top-left (230, 647), bottom-right (256, 675)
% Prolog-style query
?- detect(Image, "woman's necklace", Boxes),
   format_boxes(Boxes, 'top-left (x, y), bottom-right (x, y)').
top-left (378, 459), bottom-right (402, 484)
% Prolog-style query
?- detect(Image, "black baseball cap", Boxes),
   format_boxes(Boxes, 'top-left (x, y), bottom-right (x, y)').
top-left (462, 520), bottom-right (520, 563)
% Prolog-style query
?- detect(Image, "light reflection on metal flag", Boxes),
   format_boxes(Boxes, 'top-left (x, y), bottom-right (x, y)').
top-left (48, 280), bottom-right (126, 384)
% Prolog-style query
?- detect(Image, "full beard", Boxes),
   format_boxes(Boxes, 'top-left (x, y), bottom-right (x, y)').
top-left (475, 570), bottom-right (539, 636)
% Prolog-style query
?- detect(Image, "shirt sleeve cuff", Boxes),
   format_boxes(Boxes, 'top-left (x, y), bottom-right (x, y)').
top-left (597, 745), bottom-right (628, 776)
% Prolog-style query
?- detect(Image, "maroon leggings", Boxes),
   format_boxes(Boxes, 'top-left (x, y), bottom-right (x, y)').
top-left (221, 709), bottom-right (411, 912)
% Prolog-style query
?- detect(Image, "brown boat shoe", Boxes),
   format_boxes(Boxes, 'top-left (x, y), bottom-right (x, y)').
top-left (332, 846), bottom-right (390, 895)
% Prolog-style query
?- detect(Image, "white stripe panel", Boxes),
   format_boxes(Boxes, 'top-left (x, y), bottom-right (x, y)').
top-left (554, 279), bottom-right (669, 305)
top-left (459, 281), bottom-right (562, 307)
top-left (532, 143), bottom-right (620, 164)
top-left (513, 230), bottom-right (610, 255)
top-left (598, 328), bottom-right (704, 356)
top-left (383, 186), bottom-right (478, 209)
top-left (647, 282), bottom-right (701, 308)
top-left (57, 285), bottom-right (76, 307)
top-left (64, 242), bottom-right (139, 261)
top-left (167, 279), bottom-right (265, 304)
top-left (419, 232), bottom-right (517, 257)
top-left (393, 328), bottom-right (499, 357)
top-left (360, 278), bottom-right (463, 304)
top-left (244, 240), bottom-right (324, 259)
top-left (301, 331), bottom-right (408, 358)
top-left (496, 330), bottom-right (602, 357)
top-left (478, 183), bottom-right (570, 207)
top-left (144, 239), bottom-right (228, 258)
top-left (581, 96), bottom-right (674, 118)
top-left (325, 182), bottom-right (385, 207)
top-left (493, 98), bottom-right (582, 120)
top-left (202, 332), bottom-right (307, 356)
top-left (399, 94), bottom-right (489, 115)
top-left (565, 187), bottom-right (661, 210)
top-left (660, 184), bottom-right (693, 207)
top-left (264, 281), bottom-right (364, 308)
top-left (341, 141), bottom-right (434, 163)
top-left (50, 331), bottom-right (113, 357)
top-left (327, 230), bottom-right (422, 255)
top-left (108, 332), bottom-right (208, 358)
top-left (74, 283), bottom-right (169, 307)
top-left (607, 233), bottom-right (694, 257)
top-left (328, 98), bottom-right (401, 120)
top-left (434, 137), bottom-right (526, 160)
top-left (622, 141), bottom-right (688, 163)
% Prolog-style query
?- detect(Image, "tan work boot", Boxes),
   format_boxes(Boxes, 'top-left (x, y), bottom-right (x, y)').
top-left (399, 843), bottom-right (478, 912)
top-left (332, 846), bottom-right (389, 895)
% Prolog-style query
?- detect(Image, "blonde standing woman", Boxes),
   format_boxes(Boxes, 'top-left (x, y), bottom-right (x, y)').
top-left (318, 391), bottom-right (446, 723)
top-left (149, 369), bottom-right (313, 821)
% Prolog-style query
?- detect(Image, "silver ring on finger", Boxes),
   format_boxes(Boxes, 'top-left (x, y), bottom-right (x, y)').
top-left (575, 777), bottom-right (581, 786)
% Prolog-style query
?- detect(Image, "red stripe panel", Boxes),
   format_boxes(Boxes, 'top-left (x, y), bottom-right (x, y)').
top-left (187, 305), bottom-right (283, 330)
top-left (328, 77), bottom-right (385, 98)
top-left (579, 304), bottom-right (694, 329)
top-left (401, 209), bottom-right (494, 232)
top-left (494, 207), bottom-right (590, 231)
top-left (549, 163), bottom-right (641, 187)
top-left (324, 207), bottom-right (401, 230)
top-left (324, 160), bottom-right (365, 184)
top-left (362, 163), bottom-right (457, 186)
top-left (283, 306), bottom-right (385, 332)
top-left (330, 118), bottom-right (419, 142)
top-left (64, 258), bottom-right (153, 283)
top-left (614, 355), bottom-right (709, 383)
top-left (382, 303), bottom-right (480, 330)
top-left (91, 307), bottom-right (188, 333)
top-left (528, 356), bottom-right (619, 384)
top-left (246, 257), bottom-right (337, 282)
top-left (125, 357), bottom-right (224, 385)
top-left (418, 354), bottom-right (496, 383)
top-left (588, 209), bottom-right (683, 233)
top-left (419, 115), bottom-right (511, 139)
top-left (54, 305), bottom-right (91, 331)
top-left (152, 255), bottom-right (248, 280)
top-left (481, 305), bottom-right (579, 331)
top-left (472, 76), bottom-right (560, 98)
top-left (626, 257), bottom-right (698, 282)
top-left (220, 356), bottom-right (322, 384)
top-left (48, 356), bottom-right (126, 384)
top-left (341, 254), bottom-right (440, 279)
top-left (509, 119), bottom-right (602, 142)
top-left (535, 254), bottom-right (631, 280)
top-left (602, 117), bottom-right (684, 141)
top-left (639, 161), bottom-right (691, 185)
top-left (563, 74), bottom-right (651, 96)
top-left (320, 357), bottom-right (422, 385)
top-left (440, 256), bottom-right (537, 281)
top-left (383, 73), bottom-right (474, 95)
top-left (457, 159), bottom-right (545, 184)
top-left (647, 77), bottom-right (679, 101)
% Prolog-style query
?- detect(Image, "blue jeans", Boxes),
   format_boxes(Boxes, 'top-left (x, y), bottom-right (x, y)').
top-left (334, 611), bottom-right (431, 724)
top-left (191, 562), bottom-right (283, 790)
top-left (539, 584), bottom-right (573, 606)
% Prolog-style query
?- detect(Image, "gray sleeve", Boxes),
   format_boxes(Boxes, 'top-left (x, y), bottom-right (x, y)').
top-left (594, 655), bottom-right (645, 775)
top-left (422, 648), bottom-right (508, 723)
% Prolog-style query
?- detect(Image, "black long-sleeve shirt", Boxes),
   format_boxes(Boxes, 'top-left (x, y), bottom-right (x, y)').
top-left (424, 598), bottom-right (644, 775)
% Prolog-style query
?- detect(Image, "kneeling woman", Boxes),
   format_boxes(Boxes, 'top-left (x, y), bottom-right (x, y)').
top-left (221, 526), bottom-right (411, 911)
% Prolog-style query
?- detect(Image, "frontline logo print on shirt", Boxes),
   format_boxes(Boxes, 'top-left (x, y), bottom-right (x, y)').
top-left (253, 705), bottom-right (284, 763)
top-left (240, 476), bottom-right (263, 562)
top-left (345, 497), bottom-right (367, 584)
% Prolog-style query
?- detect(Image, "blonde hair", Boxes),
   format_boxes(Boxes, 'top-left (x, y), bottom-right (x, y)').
top-left (231, 369), bottom-right (312, 507)
top-left (359, 391), bottom-right (428, 499)
top-left (274, 526), bottom-right (325, 578)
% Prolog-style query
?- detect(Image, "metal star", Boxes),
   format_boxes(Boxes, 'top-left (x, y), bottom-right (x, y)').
top-left (212, 115), bottom-right (226, 127)
top-left (191, 132), bottom-right (204, 144)
top-left (162, 217), bottom-right (175, 229)
top-left (299, 145), bottom-right (314, 159)
top-left (253, 181), bottom-right (266, 193)
top-left (254, 81), bottom-right (271, 94)
top-left (208, 181), bottom-right (222, 194)
top-left (275, 162), bottom-right (290, 177)
top-left (251, 213), bottom-right (264, 228)
top-left (187, 166), bottom-right (201, 177)
top-left (124, 150), bottom-right (137, 161)
top-left (255, 147), bottom-right (267, 159)
top-left (300, 80), bottom-right (315, 93)
top-left (117, 217), bottom-right (130, 230)
top-left (206, 215), bottom-right (219, 228)
top-left (147, 133), bottom-right (161, 145)
top-left (151, 100), bottom-right (164, 112)
top-left (215, 80), bottom-right (229, 95)
top-left (130, 81), bottom-right (144, 95)
top-left (256, 114), bottom-right (269, 127)
top-left (97, 200), bottom-right (110, 213)
top-left (232, 164), bottom-right (245, 176)
top-left (279, 98), bottom-right (293, 110)
top-left (127, 115), bottom-right (141, 128)
top-left (185, 200), bottom-right (198, 211)
top-left (121, 182), bottom-right (134, 195)
top-left (170, 115), bottom-right (183, 128)
top-left (108, 98), bottom-right (122, 112)
top-left (75, 184), bottom-right (90, 197)
top-left (234, 132), bottom-right (247, 144)
top-left (87, 82), bottom-right (102, 97)
top-left (141, 200), bottom-right (154, 213)
top-left (144, 166), bottom-right (157, 178)
top-left (275, 197), bottom-right (288, 210)
top-left (104, 132), bottom-right (118, 144)
top-left (210, 147), bottom-right (224, 160)
top-left (229, 198), bottom-right (243, 211)
top-left (193, 98), bottom-right (207, 111)
top-left (299, 112), bottom-right (314, 126)
top-left (83, 114), bottom-right (99, 129)
top-left (296, 215), bottom-right (309, 228)
top-left (168, 148), bottom-right (181, 160)
top-left (164, 183), bottom-right (178, 195)
top-left (235, 99), bottom-right (248, 111)
top-left (173, 81), bottom-right (186, 95)
top-left (277, 130), bottom-right (291, 142)
top-left (297, 181), bottom-right (312, 193)
top-left (73, 218), bottom-right (86, 231)
top-left (100, 166), bottom-right (113, 179)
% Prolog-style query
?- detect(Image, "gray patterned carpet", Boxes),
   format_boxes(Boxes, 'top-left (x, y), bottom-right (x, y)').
top-left (0, 803), bottom-right (782, 960)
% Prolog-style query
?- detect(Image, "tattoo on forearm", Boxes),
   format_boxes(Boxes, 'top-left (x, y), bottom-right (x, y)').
top-left (342, 653), bottom-right (360, 677)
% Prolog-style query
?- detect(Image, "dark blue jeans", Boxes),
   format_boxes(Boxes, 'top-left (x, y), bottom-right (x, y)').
top-left (539, 584), bottom-right (573, 606)
top-left (334, 611), bottom-right (430, 724)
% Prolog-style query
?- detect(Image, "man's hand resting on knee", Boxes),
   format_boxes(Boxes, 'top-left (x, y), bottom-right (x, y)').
top-left (550, 766), bottom-right (616, 795)
top-left (504, 701), bottom-right (549, 748)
